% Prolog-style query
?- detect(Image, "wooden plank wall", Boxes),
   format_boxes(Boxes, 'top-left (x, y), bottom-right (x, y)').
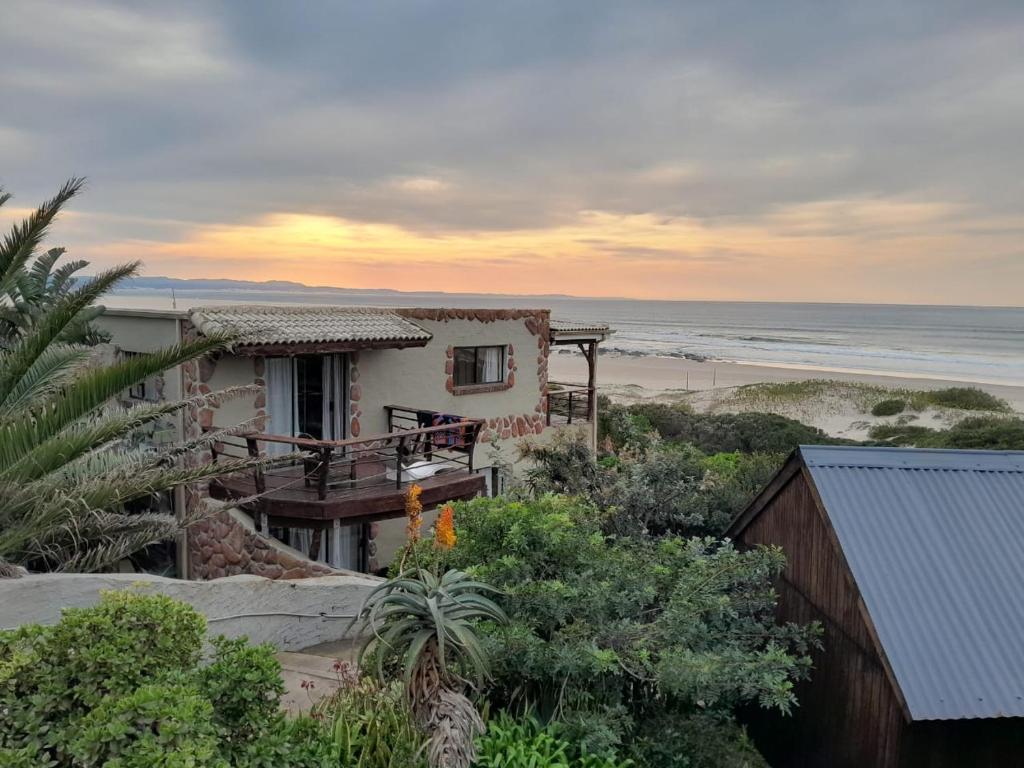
top-left (740, 474), bottom-right (906, 768)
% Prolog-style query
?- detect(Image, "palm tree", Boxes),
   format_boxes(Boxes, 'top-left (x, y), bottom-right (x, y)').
top-left (0, 179), bottom-right (255, 577)
top-left (0, 243), bottom-right (110, 346)
top-left (353, 567), bottom-right (507, 768)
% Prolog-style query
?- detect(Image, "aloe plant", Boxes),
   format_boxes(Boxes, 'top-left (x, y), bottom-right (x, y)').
top-left (353, 567), bottom-right (507, 768)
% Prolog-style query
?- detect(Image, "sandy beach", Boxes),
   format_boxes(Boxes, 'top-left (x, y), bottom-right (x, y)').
top-left (549, 352), bottom-right (1024, 440)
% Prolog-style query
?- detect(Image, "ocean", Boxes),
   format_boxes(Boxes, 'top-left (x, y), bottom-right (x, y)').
top-left (108, 288), bottom-right (1024, 387)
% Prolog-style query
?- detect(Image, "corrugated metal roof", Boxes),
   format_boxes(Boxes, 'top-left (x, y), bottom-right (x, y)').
top-left (189, 305), bottom-right (432, 346)
top-left (549, 319), bottom-right (612, 334)
top-left (800, 445), bottom-right (1024, 721)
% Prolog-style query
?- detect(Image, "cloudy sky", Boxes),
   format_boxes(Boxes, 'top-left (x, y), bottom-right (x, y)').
top-left (1, 1), bottom-right (1022, 304)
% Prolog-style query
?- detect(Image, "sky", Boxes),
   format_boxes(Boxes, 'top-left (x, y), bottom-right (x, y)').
top-left (1, 1), bottom-right (1022, 305)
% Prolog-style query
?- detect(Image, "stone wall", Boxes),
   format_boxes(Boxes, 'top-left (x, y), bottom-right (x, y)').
top-left (0, 572), bottom-right (380, 652)
top-left (187, 507), bottom-right (339, 581)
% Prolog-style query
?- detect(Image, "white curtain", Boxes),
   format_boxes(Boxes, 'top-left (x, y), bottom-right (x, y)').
top-left (481, 346), bottom-right (502, 383)
top-left (290, 528), bottom-right (326, 561)
top-left (264, 357), bottom-right (294, 454)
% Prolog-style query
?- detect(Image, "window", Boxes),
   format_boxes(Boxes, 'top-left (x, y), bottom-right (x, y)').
top-left (122, 351), bottom-right (147, 400)
top-left (453, 345), bottom-right (505, 387)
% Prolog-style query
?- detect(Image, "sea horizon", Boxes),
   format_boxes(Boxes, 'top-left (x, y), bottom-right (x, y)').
top-left (108, 282), bottom-right (1024, 388)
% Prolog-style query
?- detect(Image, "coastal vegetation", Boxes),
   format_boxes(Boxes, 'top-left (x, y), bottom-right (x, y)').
top-left (0, 591), bottom-right (429, 767)
top-left (869, 415), bottom-right (1024, 450)
top-left (715, 379), bottom-right (1011, 416)
top-left (0, 180), bottom-right (256, 577)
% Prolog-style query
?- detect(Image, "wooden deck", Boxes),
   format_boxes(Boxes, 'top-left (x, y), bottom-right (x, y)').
top-left (210, 465), bottom-right (486, 526)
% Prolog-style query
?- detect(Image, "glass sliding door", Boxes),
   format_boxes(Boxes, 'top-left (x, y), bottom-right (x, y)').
top-left (265, 354), bottom-right (348, 441)
top-left (263, 353), bottom-right (357, 569)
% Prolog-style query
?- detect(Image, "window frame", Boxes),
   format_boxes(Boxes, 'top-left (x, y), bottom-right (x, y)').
top-left (452, 344), bottom-right (509, 394)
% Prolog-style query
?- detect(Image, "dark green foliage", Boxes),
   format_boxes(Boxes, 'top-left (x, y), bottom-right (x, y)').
top-left (68, 683), bottom-right (225, 768)
top-left (522, 431), bottom-right (601, 497)
top-left (871, 399), bottom-right (906, 417)
top-left (198, 636), bottom-right (286, 754)
top-left (475, 712), bottom-right (632, 767)
top-left (425, 495), bottom-right (818, 761)
top-left (313, 679), bottom-right (429, 767)
top-left (624, 403), bottom-right (840, 454)
top-left (923, 387), bottom-right (1010, 412)
top-left (0, 590), bottom-right (404, 767)
top-left (870, 417), bottom-right (1024, 450)
top-left (229, 716), bottom-right (338, 768)
top-left (603, 448), bottom-right (783, 537)
top-left (0, 591), bottom-right (206, 761)
top-left (522, 431), bottom-right (783, 538)
top-left (625, 713), bottom-right (768, 768)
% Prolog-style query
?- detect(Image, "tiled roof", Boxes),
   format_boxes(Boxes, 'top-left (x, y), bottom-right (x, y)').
top-left (549, 319), bottom-right (613, 335)
top-left (189, 305), bottom-right (432, 347)
top-left (800, 446), bottom-right (1024, 721)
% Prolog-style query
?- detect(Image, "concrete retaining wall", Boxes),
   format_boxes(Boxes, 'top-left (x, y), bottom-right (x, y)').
top-left (0, 571), bottom-right (382, 652)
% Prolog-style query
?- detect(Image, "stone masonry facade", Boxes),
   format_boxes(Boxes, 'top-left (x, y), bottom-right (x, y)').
top-left (179, 308), bottom-right (554, 581)
top-left (188, 507), bottom-right (336, 581)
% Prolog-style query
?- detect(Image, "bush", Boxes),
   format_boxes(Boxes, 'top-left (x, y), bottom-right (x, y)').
top-left (871, 399), bottom-right (906, 417)
top-left (199, 636), bottom-right (286, 756)
top-left (313, 677), bottom-right (429, 767)
top-left (623, 404), bottom-right (841, 454)
top-left (418, 495), bottom-right (818, 763)
top-left (625, 713), bottom-right (768, 768)
top-left (924, 387), bottom-right (1010, 412)
top-left (869, 417), bottom-right (1024, 450)
top-left (475, 712), bottom-right (632, 767)
top-left (0, 591), bottom-right (205, 760)
top-left (0, 591), bottom-right (365, 768)
top-left (521, 431), bottom-right (784, 537)
top-left (69, 683), bottom-right (225, 768)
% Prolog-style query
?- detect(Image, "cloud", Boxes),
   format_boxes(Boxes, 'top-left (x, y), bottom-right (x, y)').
top-left (0, 1), bottom-right (1021, 304)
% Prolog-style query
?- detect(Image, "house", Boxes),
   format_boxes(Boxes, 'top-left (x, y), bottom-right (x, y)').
top-left (727, 446), bottom-right (1024, 768)
top-left (95, 305), bottom-right (611, 579)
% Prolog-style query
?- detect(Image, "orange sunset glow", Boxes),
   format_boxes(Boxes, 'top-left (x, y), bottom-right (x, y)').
top-left (2, 1), bottom-right (1022, 304)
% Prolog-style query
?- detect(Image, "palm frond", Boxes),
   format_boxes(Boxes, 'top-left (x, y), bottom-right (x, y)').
top-left (0, 342), bottom-right (89, 417)
top-left (0, 262), bottom-right (140, 407)
top-left (0, 178), bottom-right (85, 299)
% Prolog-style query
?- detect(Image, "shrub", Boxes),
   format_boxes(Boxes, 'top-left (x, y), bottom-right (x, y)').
top-left (923, 387), bottom-right (1010, 412)
top-left (198, 636), bottom-right (286, 754)
top-left (475, 712), bottom-right (632, 768)
top-left (625, 713), bottom-right (768, 768)
top-left (521, 432), bottom-right (784, 537)
top-left (68, 683), bottom-right (225, 768)
top-left (624, 404), bottom-right (841, 454)
top-left (0, 591), bottom-right (205, 759)
top-left (418, 495), bottom-right (818, 762)
top-left (871, 399), bottom-right (906, 417)
top-left (314, 679), bottom-right (428, 768)
top-left (869, 417), bottom-right (1024, 450)
top-left (1, 590), bottom-right (393, 768)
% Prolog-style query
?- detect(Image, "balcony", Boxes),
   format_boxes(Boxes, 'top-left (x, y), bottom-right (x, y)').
top-left (546, 382), bottom-right (596, 425)
top-left (208, 406), bottom-right (487, 545)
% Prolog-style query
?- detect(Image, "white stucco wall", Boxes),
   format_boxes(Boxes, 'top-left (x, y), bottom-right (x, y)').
top-left (206, 353), bottom-right (262, 430)
top-left (0, 572), bottom-right (380, 651)
top-left (94, 311), bottom-right (185, 401)
top-left (356, 316), bottom-right (545, 435)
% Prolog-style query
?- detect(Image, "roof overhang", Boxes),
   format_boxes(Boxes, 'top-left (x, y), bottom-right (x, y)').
top-left (188, 305), bottom-right (432, 355)
top-left (549, 319), bottom-right (613, 345)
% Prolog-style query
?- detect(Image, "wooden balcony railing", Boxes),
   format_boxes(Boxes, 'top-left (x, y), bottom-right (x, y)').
top-left (208, 408), bottom-right (485, 531)
top-left (546, 382), bottom-right (595, 425)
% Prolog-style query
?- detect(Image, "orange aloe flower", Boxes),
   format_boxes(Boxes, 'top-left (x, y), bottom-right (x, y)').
top-left (405, 484), bottom-right (423, 543)
top-left (435, 503), bottom-right (456, 550)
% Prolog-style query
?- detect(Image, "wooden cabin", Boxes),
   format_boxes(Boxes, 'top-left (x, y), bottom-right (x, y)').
top-left (727, 446), bottom-right (1024, 768)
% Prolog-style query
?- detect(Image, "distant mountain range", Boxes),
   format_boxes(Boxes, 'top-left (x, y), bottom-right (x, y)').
top-left (111, 276), bottom-right (580, 300)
